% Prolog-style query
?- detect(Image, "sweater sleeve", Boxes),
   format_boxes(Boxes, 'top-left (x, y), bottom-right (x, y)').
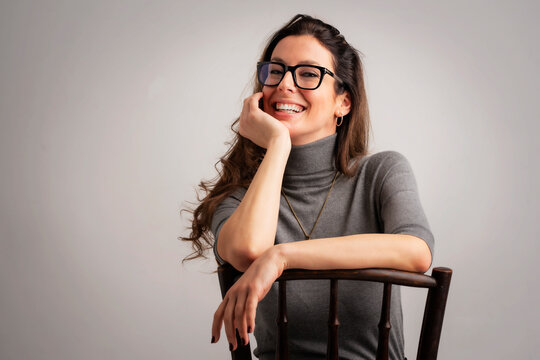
top-left (373, 151), bottom-right (435, 265)
top-left (210, 187), bottom-right (247, 265)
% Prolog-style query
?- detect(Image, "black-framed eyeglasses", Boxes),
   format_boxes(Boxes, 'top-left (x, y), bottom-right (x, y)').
top-left (257, 61), bottom-right (341, 90)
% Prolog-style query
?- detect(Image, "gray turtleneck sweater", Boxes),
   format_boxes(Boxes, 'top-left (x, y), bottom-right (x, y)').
top-left (211, 133), bottom-right (434, 360)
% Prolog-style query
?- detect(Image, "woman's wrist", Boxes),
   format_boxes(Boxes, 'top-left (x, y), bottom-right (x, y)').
top-left (267, 131), bottom-right (291, 152)
top-left (268, 243), bottom-right (289, 272)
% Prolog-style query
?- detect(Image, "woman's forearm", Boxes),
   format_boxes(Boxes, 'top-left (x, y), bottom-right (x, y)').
top-left (274, 234), bottom-right (432, 273)
top-left (217, 135), bottom-right (291, 271)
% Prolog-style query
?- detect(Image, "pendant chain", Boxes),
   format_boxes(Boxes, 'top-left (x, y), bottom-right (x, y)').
top-left (281, 171), bottom-right (339, 240)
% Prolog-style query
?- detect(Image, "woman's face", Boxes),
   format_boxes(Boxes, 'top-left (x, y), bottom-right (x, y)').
top-left (262, 35), bottom-right (350, 146)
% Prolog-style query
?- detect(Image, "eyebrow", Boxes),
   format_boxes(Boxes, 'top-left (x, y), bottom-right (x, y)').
top-left (270, 57), bottom-right (322, 66)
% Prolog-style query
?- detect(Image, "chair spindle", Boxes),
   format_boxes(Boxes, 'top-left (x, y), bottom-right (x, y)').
top-left (376, 282), bottom-right (392, 360)
top-left (327, 279), bottom-right (340, 360)
top-left (277, 280), bottom-right (289, 360)
top-left (417, 267), bottom-right (452, 360)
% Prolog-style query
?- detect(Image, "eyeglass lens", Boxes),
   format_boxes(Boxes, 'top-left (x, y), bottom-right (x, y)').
top-left (259, 63), bottom-right (322, 89)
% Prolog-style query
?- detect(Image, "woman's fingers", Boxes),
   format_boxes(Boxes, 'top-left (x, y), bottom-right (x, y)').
top-left (241, 92), bottom-right (262, 117)
top-left (238, 91), bottom-right (290, 149)
top-left (245, 291), bottom-right (259, 335)
top-left (212, 288), bottom-right (254, 351)
top-left (243, 93), bottom-right (263, 124)
top-left (223, 295), bottom-right (238, 350)
top-left (249, 92), bottom-right (264, 110)
top-left (211, 251), bottom-right (284, 350)
top-left (234, 291), bottom-right (249, 346)
top-left (211, 297), bottom-right (228, 343)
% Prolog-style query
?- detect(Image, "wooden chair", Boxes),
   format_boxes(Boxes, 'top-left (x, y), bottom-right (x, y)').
top-left (218, 264), bottom-right (452, 360)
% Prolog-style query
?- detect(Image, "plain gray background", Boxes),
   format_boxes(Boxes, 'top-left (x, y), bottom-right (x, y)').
top-left (1, 1), bottom-right (538, 359)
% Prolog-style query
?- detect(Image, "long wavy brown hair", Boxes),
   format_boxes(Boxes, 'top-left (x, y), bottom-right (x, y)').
top-left (181, 14), bottom-right (371, 261)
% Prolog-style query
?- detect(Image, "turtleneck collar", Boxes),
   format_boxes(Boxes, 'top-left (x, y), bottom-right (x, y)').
top-left (283, 133), bottom-right (338, 188)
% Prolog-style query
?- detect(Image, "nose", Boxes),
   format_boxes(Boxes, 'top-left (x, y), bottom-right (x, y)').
top-left (277, 70), bottom-right (296, 92)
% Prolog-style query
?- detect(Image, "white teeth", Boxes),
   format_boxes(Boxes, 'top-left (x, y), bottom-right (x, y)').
top-left (275, 103), bottom-right (304, 113)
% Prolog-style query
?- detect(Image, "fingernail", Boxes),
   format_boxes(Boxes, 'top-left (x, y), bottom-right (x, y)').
top-left (229, 343), bottom-right (233, 351)
top-left (211, 336), bottom-right (215, 344)
top-left (248, 326), bottom-right (252, 333)
top-left (243, 337), bottom-right (247, 346)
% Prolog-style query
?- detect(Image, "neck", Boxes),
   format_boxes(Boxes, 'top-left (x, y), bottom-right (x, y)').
top-left (283, 133), bottom-right (338, 188)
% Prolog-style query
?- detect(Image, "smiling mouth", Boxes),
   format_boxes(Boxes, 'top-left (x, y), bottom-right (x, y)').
top-left (274, 102), bottom-right (305, 113)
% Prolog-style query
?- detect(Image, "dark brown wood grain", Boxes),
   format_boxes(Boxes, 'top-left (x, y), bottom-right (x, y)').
top-left (278, 268), bottom-right (437, 288)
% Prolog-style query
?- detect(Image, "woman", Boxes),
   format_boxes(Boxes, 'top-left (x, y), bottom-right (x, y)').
top-left (183, 14), bottom-right (433, 360)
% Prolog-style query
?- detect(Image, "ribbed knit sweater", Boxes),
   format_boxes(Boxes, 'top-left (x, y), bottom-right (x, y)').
top-left (211, 133), bottom-right (434, 360)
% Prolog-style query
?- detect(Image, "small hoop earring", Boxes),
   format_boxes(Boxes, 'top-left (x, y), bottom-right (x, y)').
top-left (336, 116), bottom-right (344, 127)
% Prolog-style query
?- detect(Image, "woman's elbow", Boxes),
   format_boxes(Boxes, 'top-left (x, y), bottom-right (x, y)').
top-left (218, 224), bottom-right (272, 271)
top-left (230, 247), bottom-right (259, 272)
top-left (222, 243), bottom-right (268, 272)
top-left (411, 238), bottom-right (432, 273)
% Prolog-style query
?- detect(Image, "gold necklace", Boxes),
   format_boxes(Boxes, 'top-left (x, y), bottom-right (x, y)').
top-left (281, 171), bottom-right (340, 240)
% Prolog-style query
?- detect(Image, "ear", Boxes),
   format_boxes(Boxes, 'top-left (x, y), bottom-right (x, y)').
top-left (335, 91), bottom-right (352, 117)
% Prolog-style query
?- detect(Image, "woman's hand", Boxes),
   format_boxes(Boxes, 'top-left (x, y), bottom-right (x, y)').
top-left (211, 245), bottom-right (286, 351)
top-left (238, 92), bottom-right (289, 149)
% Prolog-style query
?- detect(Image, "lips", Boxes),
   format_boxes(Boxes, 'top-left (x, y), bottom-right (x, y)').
top-left (273, 102), bottom-right (306, 113)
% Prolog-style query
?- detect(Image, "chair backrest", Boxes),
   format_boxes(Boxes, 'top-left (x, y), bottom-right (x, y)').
top-left (217, 264), bottom-right (452, 360)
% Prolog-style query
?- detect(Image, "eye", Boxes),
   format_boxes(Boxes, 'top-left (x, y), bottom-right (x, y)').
top-left (298, 69), bottom-right (320, 78)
